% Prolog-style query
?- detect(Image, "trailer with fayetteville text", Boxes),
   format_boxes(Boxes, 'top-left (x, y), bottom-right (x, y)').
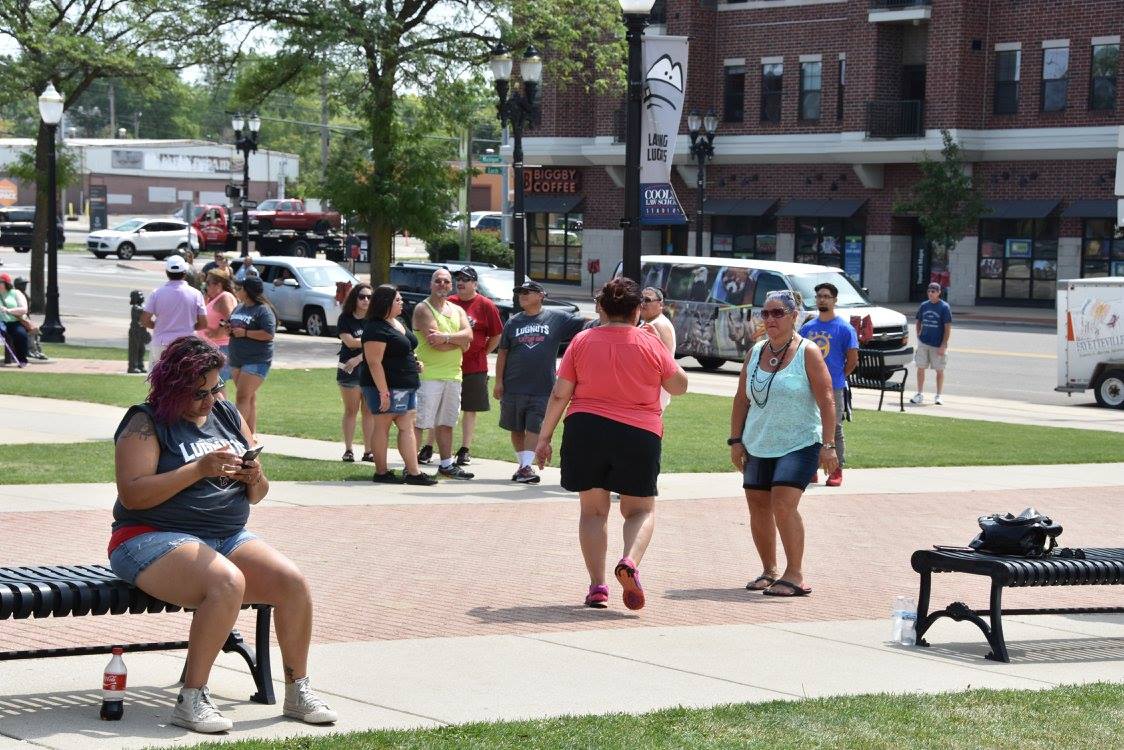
top-left (1056, 277), bottom-right (1124, 408)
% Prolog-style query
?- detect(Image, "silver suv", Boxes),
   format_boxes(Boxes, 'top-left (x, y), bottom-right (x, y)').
top-left (249, 256), bottom-right (360, 336)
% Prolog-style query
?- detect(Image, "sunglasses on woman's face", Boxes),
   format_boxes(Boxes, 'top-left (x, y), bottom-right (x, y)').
top-left (357, 294), bottom-right (372, 300)
top-left (192, 381), bottom-right (225, 400)
top-left (760, 308), bottom-right (789, 319)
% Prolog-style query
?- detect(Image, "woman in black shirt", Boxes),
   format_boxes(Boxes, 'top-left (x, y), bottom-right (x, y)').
top-left (361, 285), bottom-right (437, 485)
top-left (336, 283), bottom-right (375, 463)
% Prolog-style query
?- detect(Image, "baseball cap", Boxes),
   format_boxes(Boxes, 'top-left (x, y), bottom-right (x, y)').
top-left (453, 266), bottom-right (478, 281)
top-left (514, 280), bottom-right (545, 294)
top-left (0, 273), bottom-right (12, 286)
top-left (165, 255), bottom-right (188, 273)
top-left (927, 282), bottom-right (942, 291)
top-left (239, 275), bottom-right (264, 295)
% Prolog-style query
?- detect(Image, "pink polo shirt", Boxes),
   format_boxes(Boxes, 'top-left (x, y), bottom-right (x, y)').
top-left (557, 325), bottom-right (679, 437)
top-left (143, 280), bottom-right (206, 347)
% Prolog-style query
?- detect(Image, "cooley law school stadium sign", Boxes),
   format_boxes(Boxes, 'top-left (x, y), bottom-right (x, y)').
top-left (523, 168), bottom-right (581, 194)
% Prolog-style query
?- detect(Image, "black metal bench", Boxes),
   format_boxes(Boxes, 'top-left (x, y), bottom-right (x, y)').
top-left (911, 548), bottom-right (1124, 662)
top-left (0, 564), bottom-right (275, 704)
top-left (847, 348), bottom-right (908, 412)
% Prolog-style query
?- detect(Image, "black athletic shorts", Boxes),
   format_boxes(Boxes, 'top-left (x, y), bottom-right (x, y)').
top-left (560, 412), bottom-right (662, 497)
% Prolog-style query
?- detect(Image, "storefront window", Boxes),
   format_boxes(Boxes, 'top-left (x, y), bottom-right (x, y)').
top-left (710, 215), bottom-right (777, 259)
top-left (528, 212), bottom-right (582, 283)
top-left (977, 218), bottom-right (1058, 302)
top-left (1081, 218), bottom-right (1124, 278)
top-left (795, 217), bottom-right (866, 283)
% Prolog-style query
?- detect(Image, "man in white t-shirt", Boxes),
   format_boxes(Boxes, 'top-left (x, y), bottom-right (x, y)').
top-left (141, 255), bottom-right (207, 361)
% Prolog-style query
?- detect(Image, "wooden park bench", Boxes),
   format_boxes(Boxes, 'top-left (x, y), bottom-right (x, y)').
top-left (847, 348), bottom-right (909, 412)
top-left (0, 564), bottom-right (275, 704)
top-left (910, 547), bottom-right (1124, 662)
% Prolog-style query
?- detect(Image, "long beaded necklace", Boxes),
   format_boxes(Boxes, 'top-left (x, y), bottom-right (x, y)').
top-left (749, 335), bottom-right (795, 408)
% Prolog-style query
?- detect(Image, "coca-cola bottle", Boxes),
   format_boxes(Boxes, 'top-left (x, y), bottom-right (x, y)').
top-left (100, 647), bottom-right (127, 721)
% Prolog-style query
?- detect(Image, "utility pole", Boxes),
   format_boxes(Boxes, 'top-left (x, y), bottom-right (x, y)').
top-left (107, 82), bottom-right (116, 137)
top-left (501, 126), bottom-right (511, 245)
top-left (459, 126), bottom-right (471, 260)
top-left (133, 111), bottom-right (141, 138)
top-left (320, 70), bottom-right (330, 179)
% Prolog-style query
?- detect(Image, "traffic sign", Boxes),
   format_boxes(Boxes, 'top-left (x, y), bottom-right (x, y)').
top-left (239, 199), bottom-right (258, 209)
top-left (479, 154), bottom-right (502, 163)
top-left (485, 166), bottom-right (503, 175)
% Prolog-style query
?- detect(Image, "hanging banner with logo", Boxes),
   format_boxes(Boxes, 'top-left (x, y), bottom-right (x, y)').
top-left (640, 35), bottom-right (689, 225)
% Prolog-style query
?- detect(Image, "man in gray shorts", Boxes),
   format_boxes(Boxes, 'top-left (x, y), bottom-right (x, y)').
top-left (494, 280), bottom-right (588, 483)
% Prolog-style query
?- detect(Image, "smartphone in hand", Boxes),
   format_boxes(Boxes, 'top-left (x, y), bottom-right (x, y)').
top-left (241, 445), bottom-right (264, 466)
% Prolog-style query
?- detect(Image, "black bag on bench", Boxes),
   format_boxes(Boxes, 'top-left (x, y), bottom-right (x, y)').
top-left (969, 508), bottom-right (1063, 558)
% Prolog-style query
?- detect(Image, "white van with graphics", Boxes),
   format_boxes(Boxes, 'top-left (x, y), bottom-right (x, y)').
top-left (633, 255), bottom-right (913, 370)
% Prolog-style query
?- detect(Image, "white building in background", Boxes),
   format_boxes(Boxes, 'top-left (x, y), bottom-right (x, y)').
top-left (0, 138), bottom-right (299, 214)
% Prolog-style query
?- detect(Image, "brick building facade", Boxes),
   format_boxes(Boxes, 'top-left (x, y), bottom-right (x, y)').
top-left (522, 0), bottom-right (1124, 305)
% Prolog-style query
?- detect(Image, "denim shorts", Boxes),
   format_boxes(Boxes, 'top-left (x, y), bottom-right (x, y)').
top-left (742, 442), bottom-right (822, 492)
top-left (235, 361), bottom-right (271, 379)
top-left (109, 529), bottom-right (258, 585)
top-left (361, 386), bottom-right (417, 415)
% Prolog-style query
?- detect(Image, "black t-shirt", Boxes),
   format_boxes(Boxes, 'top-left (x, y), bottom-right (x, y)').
top-left (360, 318), bottom-right (420, 390)
top-left (336, 312), bottom-right (366, 363)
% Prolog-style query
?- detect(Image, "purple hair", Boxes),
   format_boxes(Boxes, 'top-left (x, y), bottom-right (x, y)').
top-left (146, 336), bottom-right (225, 424)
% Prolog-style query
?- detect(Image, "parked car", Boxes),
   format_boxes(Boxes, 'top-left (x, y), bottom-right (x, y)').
top-left (389, 261), bottom-right (581, 325)
top-left (247, 256), bottom-right (360, 336)
top-left (0, 206), bottom-right (65, 252)
top-left (249, 199), bottom-right (341, 235)
top-left (86, 218), bottom-right (199, 260)
top-left (469, 211), bottom-right (503, 232)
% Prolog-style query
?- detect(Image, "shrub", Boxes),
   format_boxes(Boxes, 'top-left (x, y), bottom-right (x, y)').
top-left (424, 230), bottom-right (513, 268)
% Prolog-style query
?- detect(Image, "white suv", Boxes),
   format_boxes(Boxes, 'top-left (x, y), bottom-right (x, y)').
top-left (248, 256), bottom-right (360, 336)
top-left (86, 218), bottom-right (199, 260)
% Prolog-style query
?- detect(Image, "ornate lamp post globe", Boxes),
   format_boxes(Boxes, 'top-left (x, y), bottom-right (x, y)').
top-left (687, 108), bottom-right (718, 258)
top-left (618, 0), bottom-right (656, 281)
top-left (488, 43), bottom-right (542, 293)
top-left (38, 82), bottom-right (66, 343)
top-left (232, 112), bottom-right (260, 258)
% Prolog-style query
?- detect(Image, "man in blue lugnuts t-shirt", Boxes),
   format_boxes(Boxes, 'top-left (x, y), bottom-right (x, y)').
top-left (911, 282), bottom-right (953, 405)
top-left (799, 282), bottom-right (858, 487)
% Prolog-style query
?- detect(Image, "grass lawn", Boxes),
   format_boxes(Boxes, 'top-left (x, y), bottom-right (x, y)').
top-left (40, 343), bottom-right (129, 361)
top-left (168, 683), bottom-right (1124, 750)
top-left (0, 441), bottom-right (379, 485)
top-left (3, 369), bottom-right (1123, 473)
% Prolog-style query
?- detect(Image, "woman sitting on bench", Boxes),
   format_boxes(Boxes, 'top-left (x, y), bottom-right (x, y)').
top-left (110, 335), bottom-right (336, 734)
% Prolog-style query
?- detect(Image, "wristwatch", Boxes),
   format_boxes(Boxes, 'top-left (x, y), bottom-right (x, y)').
top-left (822, 443), bottom-right (836, 450)
top-left (726, 437), bottom-right (742, 446)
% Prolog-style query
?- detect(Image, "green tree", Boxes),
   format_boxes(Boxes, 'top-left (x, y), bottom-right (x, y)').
top-left (246, 0), bottom-right (624, 285)
top-left (0, 0), bottom-right (235, 312)
top-left (894, 129), bottom-right (988, 257)
top-left (6, 145), bottom-right (81, 191)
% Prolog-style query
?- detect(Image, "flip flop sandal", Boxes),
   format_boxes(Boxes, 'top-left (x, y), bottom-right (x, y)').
top-left (763, 579), bottom-right (812, 597)
top-left (614, 557), bottom-right (645, 611)
top-left (746, 575), bottom-right (777, 591)
top-left (585, 584), bottom-right (609, 608)
top-left (341, 449), bottom-right (355, 462)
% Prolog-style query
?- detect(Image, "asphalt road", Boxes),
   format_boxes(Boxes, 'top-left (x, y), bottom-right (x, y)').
top-left (0, 249), bottom-right (1092, 408)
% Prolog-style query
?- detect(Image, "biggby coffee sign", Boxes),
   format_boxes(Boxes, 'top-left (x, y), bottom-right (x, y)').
top-left (523, 168), bottom-right (580, 194)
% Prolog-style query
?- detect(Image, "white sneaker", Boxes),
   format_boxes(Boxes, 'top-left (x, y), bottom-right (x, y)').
top-left (909, 393), bottom-right (924, 405)
top-left (171, 686), bottom-right (233, 733)
top-left (284, 677), bottom-right (338, 724)
top-left (934, 394), bottom-right (943, 405)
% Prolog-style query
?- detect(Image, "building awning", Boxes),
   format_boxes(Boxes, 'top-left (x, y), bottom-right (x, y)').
top-left (523, 195), bottom-right (584, 214)
top-left (1061, 199), bottom-right (1116, 219)
top-left (983, 199), bottom-right (1060, 219)
top-left (776, 198), bottom-right (867, 218)
top-left (702, 198), bottom-right (777, 217)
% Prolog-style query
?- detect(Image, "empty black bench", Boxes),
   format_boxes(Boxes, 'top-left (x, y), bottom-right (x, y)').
top-left (911, 548), bottom-right (1124, 662)
top-left (847, 348), bottom-right (909, 412)
top-left (0, 564), bottom-right (275, 704)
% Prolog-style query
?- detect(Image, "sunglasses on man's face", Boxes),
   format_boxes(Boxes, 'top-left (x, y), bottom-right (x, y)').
top-left (760, 308), bottom-right (789, 319)
top-left (192, 381), bottom-right (225, 400)
top-left (641, 297), bottom-right (659, 304)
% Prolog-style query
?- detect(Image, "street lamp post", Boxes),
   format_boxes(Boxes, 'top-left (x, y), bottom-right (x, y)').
top-left (619, 0), bottom-right (656, 281)
top-left (489, 44), bottom-right (542, 289)
top-left (232, 113), bottom-right (261, 258)
top-left (38, 83), bottom-right (65, 343)
top-left (687, 109), bottom-right (718, 258)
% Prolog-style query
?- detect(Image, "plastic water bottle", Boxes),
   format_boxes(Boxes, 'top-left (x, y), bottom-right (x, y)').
top-left (890, 596), bottom-right (917, 644)
top-left (100, 647), bottom-right (127, 721)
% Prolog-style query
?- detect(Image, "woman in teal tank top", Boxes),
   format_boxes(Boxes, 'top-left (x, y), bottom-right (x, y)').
top-left (728, 290), bottom-right (838, 598)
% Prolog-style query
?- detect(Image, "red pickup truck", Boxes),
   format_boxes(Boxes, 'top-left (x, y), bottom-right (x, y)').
top-left (249, 199), bottom-right (341, 235)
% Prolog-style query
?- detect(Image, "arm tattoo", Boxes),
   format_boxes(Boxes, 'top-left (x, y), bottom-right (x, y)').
top-left (119, 412), bottom-right (155, 441)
